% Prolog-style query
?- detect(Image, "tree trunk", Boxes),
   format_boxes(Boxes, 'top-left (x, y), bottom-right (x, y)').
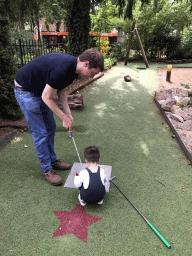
top-left (66, 0), bottom-right (91, 56)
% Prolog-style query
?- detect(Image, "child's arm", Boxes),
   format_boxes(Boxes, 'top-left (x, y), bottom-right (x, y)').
top-left (74, 170), bottom-right (85, 188)
top-left (100, 167), bottom-right (107, 184)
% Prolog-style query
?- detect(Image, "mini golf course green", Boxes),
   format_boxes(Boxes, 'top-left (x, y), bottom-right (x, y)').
top-left (1, 62), bottom-right (192, 255)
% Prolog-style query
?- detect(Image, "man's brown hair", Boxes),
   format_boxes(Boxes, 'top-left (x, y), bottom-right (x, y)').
top-left (79, 48), bottom-right (104, 72)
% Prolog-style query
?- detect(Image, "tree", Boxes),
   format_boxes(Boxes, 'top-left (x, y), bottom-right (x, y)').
top-left (64, 0), bottom-right (91, 56)
top-left (113, 0), bottom-right (150, 20)
top-left (0, 1), bottom-right (22, 119)
top-left (113, 0), bottom-right (192, 21)
top-left (5, 0), bottom-right (44, 39)
top-left (90, 0), bottom-right (118, 53)
top-left (91, 0), bottom-right (118, 33)
top-left (130, 0), bottom-right (192, 59)
top-left (43, 0), bottom-right (66, 32)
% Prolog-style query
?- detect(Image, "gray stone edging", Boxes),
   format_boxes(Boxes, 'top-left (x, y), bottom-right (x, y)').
top-left (154, 97), bottom-right (192, 164)
top-left (0, 130), bottom-right (17, 149)
top-left (69, 72), bottom-right (104, 95)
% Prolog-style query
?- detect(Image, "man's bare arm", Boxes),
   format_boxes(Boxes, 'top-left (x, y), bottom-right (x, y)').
top-left (57, 87), bottom-right (74, 125)
top-left (42, 84), bottom-right (73, 131)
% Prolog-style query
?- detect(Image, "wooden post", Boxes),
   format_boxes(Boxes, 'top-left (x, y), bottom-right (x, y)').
top-left (134, 28), bottom-right (149, 68)
top-left (124, 22), bottom-right (135, 65)
top-left (166, 65), bottom-right (172, 82)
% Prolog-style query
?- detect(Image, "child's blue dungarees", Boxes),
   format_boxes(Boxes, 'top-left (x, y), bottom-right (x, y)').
top-left (80, 167), bottom-right (105, 204)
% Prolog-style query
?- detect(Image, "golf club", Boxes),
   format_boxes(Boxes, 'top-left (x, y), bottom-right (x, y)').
top-left (70, 132), bottom-right (83, 168)
top-left (109, 176), bottom-right (171, 248)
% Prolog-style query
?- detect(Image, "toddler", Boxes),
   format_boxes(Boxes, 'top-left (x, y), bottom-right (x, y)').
top-left (74, 146), bottom-right (106, 206)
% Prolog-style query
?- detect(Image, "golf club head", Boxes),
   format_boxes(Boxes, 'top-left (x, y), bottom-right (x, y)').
top-left (109, 176), bottom-right (116, 182)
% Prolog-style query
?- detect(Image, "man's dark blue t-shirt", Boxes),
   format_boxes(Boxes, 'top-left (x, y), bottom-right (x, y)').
top-left (15, 53), bottom-right (78, 97)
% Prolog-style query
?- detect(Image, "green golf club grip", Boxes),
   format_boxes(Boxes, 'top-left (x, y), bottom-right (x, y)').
top-left (147, 221), bottom-right (171, 248)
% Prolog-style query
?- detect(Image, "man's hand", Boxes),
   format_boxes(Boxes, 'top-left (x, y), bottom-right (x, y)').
top-left (57, 87), bottom-right (74, 133)
top-left (42, 85), bottom-right (74, 133)
top-left (68, 115), bottom-right (74, 126)
top-left (62, 115), bottom-right (73, 133)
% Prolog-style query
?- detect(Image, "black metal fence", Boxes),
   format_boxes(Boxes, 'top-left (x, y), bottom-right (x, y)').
top-left (13, 39), bottom-right (67, 68)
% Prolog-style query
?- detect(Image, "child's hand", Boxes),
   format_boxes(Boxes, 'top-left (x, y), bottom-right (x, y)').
top-left (74, 172), bottom-right (79, 176)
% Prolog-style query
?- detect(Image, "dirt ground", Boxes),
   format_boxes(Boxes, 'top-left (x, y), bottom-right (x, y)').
top-left (1, 67), bottom-right (192, 143)
top-left (157, 67), bottom-right (192, 89)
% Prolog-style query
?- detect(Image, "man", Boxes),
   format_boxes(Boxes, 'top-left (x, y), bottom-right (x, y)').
top-left (14, 48), bottom-right (104, 186)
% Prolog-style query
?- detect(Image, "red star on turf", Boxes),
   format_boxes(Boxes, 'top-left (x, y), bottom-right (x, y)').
top-left (53, 204), bottom-right (102, 243)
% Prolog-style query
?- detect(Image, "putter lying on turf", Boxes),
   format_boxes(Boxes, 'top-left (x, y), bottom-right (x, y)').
top-left (70, 132), bottom-right (83, 168)
top-left (109, 176), bottom-right (171, 249)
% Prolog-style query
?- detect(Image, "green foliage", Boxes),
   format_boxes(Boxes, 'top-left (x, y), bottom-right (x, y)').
top-left (0, 15), bottom-right (22, 120)
top-left (90, 0), bottom-right (118, 33)
top-left (91, 0), bottom-right (118, 70)
top-left (104, 57), bottom-right (115, 70)
top-left (109, 39), bottom-right (127, 61)
top-left (181, 84), bottom-right (190, 89)
top-left (179, 26), bottom-right (192, 59)
top-left (188, 96), bottom-right (192, 106)
top-left (111, 16), bottom-right (132, 35)
top-left (10, 28), bottom-right (34, 42)
top-left (43, 0), bottom-right (66, 32)
top-left (127, 0), bottom-right (192, 60)
top-left (178, 102), bottom-right (184, 108)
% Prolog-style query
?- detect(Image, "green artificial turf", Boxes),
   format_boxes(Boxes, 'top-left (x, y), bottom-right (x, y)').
top-left (1, 62), bottom-right (192, 255)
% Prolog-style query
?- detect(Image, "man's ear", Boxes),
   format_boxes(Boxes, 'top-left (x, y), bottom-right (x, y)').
top-left (84, 60), bottom-right (89, 68)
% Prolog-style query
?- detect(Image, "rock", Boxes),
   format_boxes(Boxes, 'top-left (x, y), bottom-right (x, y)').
top-left (155, 88), bottom-right (167, 101)
top-left (187, 89), bottom-right (192, 95)
top-left (172, 105), bottom-right (180, 112)
top-left (173, 108), bottom-right (192, 121)
top-left (54, 94), bottom-right (84, 110)
top-left (68, 94), bottom-right (84, 109)
top-left (179, 97), bottom-right (191, 106)
top-left (168, 113), bottom-right (184, 123)
top-left (165, 87), bottom-right (188, 99)
top-left (174, 96), bottom-right (190, 106)
top-left (180, 112), bottom-right (192, 121)
top-left (155, 87), bottom-right (188, 101)
top-left (164, 89), bottom-right (173, 99)
top-left (177, 130), bottom-right (192, 155)
top-left (166, 112), bottom-right (180, 129)
top-left (124, 75), bottom-right (131, 82)
top-left (177, 120), bottom-right (192, 131)
top-left (161, 98), bottom-right (176, 112)
top-left (158, 100), bottom-right (165, 105)
top-left (155, 76), bottom-right (192, 159)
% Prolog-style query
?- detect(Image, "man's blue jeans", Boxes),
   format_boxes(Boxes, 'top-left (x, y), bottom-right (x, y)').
top-left (14, 89), bottom-right (57, 172)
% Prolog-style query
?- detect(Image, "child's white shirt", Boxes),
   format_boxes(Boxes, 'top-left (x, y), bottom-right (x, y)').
top-left (74, 167), bottom-right (106, 189)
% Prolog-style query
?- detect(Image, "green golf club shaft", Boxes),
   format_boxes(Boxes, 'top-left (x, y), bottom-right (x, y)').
top-left (110, 177), bottom-right (171, 248)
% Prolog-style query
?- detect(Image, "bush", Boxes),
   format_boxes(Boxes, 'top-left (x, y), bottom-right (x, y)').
top-left (179, 27), bottom-right (192, 59)
top-left (104, 57), bottom-right (116, 70)
top-left (0, 15), bottom-right (23, 120)
top-left (109, 40), bottom-right (127, 61)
